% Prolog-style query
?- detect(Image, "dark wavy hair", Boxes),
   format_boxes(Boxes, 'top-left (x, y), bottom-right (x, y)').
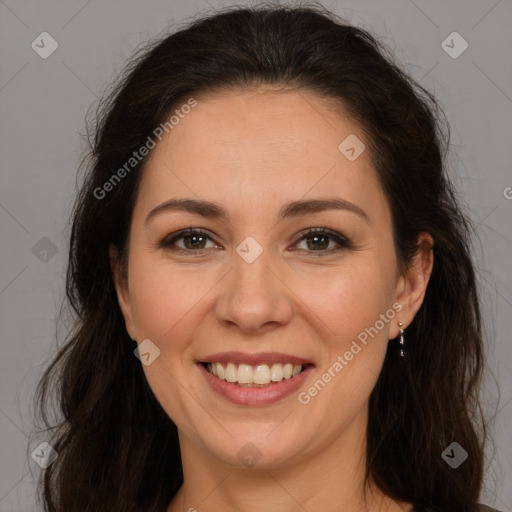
top-left (34, 2), bottom-right (488, 511)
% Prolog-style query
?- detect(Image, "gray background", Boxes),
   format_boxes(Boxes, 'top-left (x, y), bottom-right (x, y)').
top-left (0, 0), bottom-right (511, 510)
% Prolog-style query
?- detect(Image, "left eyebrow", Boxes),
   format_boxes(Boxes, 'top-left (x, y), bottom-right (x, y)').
top-left (278, 197), bottom-right (370, 224)
top-left (145, 198), bottom-right (228, 226)
top-left (144, 196), bottom-right (370, 226)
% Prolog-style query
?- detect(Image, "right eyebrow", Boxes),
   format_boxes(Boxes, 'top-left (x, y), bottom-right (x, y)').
top-left (144, 196), bottom-right (370, 226)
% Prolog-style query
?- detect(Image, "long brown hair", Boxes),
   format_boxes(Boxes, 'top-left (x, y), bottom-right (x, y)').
top-left (34, 3), bottom-right (487, 511)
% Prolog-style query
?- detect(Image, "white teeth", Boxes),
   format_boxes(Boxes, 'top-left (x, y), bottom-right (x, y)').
top-left (237, 364), bottom-right (253, 384)
top-left (216, 363), bottom-right (225, 380)
top-left (270, 363), bottom-right (283, 382)
top-left (206, 362), bottom-right (305, 386)
top-left (225, 362), bottom-right (237, 383)
top-left (253, 364), bottom-right (271, 384)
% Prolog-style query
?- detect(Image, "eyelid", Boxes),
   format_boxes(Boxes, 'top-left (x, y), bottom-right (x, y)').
top-left (289, 227), bottom-right (352, 255)
top-left (159, 226), bottom-right (352, 254)
top-left (291, 227), bottom-right (349, 245)
top-left (159, 228), bottom-right (219, 251)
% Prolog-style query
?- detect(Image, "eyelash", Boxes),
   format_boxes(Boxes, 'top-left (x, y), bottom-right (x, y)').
top-left (159, 227), bottom-right (352, 257)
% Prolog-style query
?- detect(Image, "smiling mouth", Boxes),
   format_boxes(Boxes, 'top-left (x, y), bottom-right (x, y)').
top-left (201, 361), bottom-right (311, 387)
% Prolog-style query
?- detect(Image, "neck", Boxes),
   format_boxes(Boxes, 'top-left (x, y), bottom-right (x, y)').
top-left (167, 412), bottom-right (410, 512)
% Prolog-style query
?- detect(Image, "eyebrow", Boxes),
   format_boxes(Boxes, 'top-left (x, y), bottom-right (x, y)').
top-left (145, 196), bottom-right (370, 226)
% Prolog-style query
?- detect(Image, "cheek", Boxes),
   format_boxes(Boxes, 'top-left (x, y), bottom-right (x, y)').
top-left (299, 258), bottom-right (395, 406)
top-left (303, 268), bottom-right (394, 414)
top-left (128, 253), bottom-right (395, 344)
top-left (294, 259), bottom-right (394, 344)
top-left (127, 255), bottom-right (218, 346)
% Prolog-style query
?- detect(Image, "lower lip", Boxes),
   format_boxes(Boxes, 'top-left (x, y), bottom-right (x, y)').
top-left (197, 363), bottom-right (314, 406)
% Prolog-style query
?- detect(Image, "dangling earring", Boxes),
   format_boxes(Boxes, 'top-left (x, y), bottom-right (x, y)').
top-left (398, 322), bottom-right (406, 359)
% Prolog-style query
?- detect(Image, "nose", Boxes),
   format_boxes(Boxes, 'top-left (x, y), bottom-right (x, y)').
top-left (214, 245), bottom-right (294, 334)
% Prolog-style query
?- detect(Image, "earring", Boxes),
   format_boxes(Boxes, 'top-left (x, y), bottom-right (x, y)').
top-left (398, 322), bottom-right (406, 359)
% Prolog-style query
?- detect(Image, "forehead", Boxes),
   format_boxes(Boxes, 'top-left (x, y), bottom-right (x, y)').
top-left (155, 88), bottom-right (357, 167)
top-left (137, 89), bottom-right (388, 226)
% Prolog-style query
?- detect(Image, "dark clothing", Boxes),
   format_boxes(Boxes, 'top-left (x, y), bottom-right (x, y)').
top-left (414, 505), bottom-right (502, 512)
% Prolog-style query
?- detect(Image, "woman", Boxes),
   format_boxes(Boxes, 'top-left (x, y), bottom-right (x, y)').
top-left (34, 3), bottom-right (499, 511)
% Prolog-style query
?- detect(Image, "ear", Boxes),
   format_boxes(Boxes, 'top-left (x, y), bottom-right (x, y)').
top-left (390, 232), bottom-right (434, 339)
top-left (109, 244), bottom-right (138, 341)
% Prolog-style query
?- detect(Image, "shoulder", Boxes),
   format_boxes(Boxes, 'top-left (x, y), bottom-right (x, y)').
top-left (476, 505), bottom-right (503, 512)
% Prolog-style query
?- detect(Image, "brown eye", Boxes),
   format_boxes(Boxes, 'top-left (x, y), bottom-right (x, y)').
top-left (159, 227), bottom-right (351, 257)
top-left (292, 228), bottom-right (352, 255)
top-left (160, 229), bottom-right (221, 252)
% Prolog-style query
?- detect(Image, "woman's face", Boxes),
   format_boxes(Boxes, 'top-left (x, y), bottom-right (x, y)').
top-left (113, 88), bottom-right (431, 470)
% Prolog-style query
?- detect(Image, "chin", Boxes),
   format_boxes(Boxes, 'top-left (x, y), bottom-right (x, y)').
top-left (196, 427), bottom-right (311, 469)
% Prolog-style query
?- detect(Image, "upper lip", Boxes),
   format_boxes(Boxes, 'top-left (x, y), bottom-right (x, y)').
top-left (198, 351), bottom-right (315, 366)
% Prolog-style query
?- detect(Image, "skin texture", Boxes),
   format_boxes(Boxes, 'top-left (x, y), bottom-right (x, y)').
top-left (111, 88), bottom-right (433, 512)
